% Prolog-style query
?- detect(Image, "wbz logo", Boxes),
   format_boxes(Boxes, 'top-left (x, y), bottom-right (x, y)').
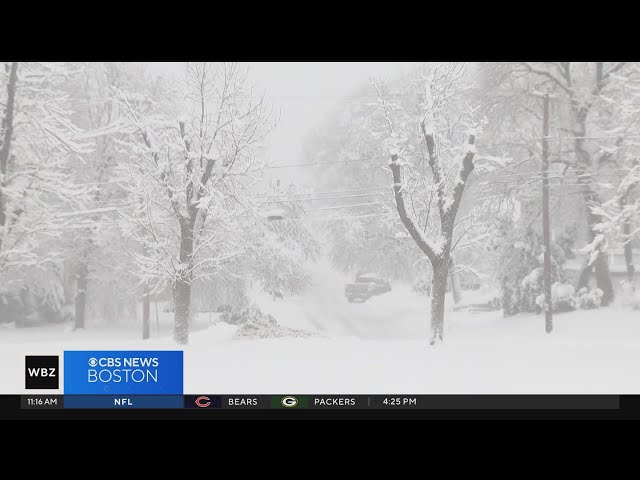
top-left (25, 356), bottom-right (59, 389)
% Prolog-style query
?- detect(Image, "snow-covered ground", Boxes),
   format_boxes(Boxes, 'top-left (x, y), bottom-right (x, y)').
top-left (2, 261), bottom-right (640, 394)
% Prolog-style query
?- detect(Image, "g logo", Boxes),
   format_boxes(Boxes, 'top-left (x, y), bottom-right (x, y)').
top-left (281, 396), bottom-right (298, 408)
top-left (88, 358), bottom-right (98, 367)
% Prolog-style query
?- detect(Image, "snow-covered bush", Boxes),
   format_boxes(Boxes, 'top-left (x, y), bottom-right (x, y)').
top-left (552, 282), bottom-right (577, 312)
top-left (222, 304), bottom-right (319, 339)
top-left (0, 265), bottom-right (73, 326)
top-left (498, 222), bottom-right (568, 316)
top-left (576, 287), bottom-right (604, 309)
top-left (535, 282), bottom-right (577, 313)
top-left (521, 267), bottom-right (544, 313)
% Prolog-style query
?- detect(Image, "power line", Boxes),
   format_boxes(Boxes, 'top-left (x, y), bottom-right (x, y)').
top-left (251, 186), bottom-right (389, 197)
top-left (54, 206), bottom-right (119, 218)
top-left (265, 159), bottom-right (380, 169)
top-left (257, 192), bottom-right (388, 204)
top-left (302, 202), bottom-right (389, 213)
top-left (70, 166), bottom-right (630, 211)
top-left (81, 174), bottom-right (625, 213)
top-left (67, 134), bottom-right (637, 176)
top-left (286, 211), bottom-right (398, 222)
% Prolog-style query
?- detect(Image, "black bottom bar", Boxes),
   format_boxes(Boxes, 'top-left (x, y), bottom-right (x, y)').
top-left (16, 394), bottom-right (620, 410)
top-left (4, 394), bottom-right (634, 419)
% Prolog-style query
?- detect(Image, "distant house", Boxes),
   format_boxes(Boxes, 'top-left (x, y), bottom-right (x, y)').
top-left (457, 269), bottom-right (482, 290)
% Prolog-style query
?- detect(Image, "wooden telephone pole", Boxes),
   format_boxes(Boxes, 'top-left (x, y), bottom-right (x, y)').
top-left (542, 93), bottom-right (553, 333)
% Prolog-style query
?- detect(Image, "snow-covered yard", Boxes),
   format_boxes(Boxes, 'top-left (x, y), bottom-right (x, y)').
top-left (3, 275), bottom-right (640, 395)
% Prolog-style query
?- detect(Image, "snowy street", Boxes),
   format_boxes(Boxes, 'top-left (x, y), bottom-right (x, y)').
top-left (255, 262), bottom-right (431, 339)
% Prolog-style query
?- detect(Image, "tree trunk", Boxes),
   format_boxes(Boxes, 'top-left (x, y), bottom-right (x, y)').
top-left (621, 175), bottom-right (635, 285)
top-left (173, 220), bottom-right (194, 344)
top-left (0, 62), bottom-right (18, 255)
top-left (577, 261), bottom-right (593, 291)
top-left (142, 281), bottom-right (150, 340)
top-left (623, 219), bottom-right (635, 283)
top-left (430, 258), bottom-right (449, 344)
top-left (74, 262), bottom-right (88, 330)
top-left (174, 277), bottom-right (190, 344)
top-left (448, 256), bottom-right (463, 305)
top-left (594, 253), bottom-right (614, 305)
top-left (155, 297), bottom-right (160, 335)
top-left (388, 127), bottom-right (475, 346)
top-left (574, 119), bottom-right (614, 305)
top-left (577, 252), bottom-right (614, 305)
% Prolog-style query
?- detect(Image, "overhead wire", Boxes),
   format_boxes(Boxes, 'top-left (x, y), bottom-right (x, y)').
top-left (67, 135), bottom-right (638, 176)
top-left (57, 134), bottom-right (638, 227)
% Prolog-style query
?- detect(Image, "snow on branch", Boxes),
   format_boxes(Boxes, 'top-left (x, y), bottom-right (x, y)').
top-left (114, 62), bottom-right (276, 289)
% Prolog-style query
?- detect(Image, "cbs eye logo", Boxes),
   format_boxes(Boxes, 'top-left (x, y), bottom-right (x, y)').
top-left (88, 358), bottom-right (98, 367)
top-left (281, 396), bottom-right (298, 408)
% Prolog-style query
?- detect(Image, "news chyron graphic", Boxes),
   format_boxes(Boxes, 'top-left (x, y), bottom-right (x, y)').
top-left (64, 351), bottom-right (183, 394)
top-left (25, 356), bottom-right (59, 390)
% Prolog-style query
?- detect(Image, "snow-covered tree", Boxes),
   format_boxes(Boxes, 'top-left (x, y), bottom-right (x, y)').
top-left (116, 62), bottom-right (275, 344)
top-left (0, 62), bottom-right (89, 315)
top-left (503, 62), bottom-right (639, 305)
top-left (246, 189), bottom-right (320, 298)
top-left (585, 67), bottom-right (640, 285)
top-left (60, 62), bottom-right (146, 330)
top-left (373, 64), bottom-right (490, 344)
top-left (305, 93), bottom-right (410, 281)
top-left (307, 73), bottom-right (478, 289)
top-left (299, 64), bottom-right (511, 342)
top-left (325, 212), bottom-right (421, 281)
top-left (591, 160), bottom-right (640, 283)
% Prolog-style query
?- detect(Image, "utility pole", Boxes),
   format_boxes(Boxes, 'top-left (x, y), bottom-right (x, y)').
top-left (542, 93), bottom-right (553, 333)
top-left (142, 280), bottom-right (150, 340)
top-left (140, 197), bottom-right (151, 340)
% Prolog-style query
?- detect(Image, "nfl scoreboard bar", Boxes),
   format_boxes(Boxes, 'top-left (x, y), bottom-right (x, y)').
top-left (21, 351), bottom-right (620, 410)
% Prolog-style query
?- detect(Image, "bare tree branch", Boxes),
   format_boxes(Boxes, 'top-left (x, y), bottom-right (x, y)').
top-left (389, 153), bottom-right (439, 264)
top-left (518, 62), bottom-right (572, 94)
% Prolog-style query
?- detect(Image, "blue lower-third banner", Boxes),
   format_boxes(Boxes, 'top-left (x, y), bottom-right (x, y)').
top-left (64, 351), bottom-right (184, 395)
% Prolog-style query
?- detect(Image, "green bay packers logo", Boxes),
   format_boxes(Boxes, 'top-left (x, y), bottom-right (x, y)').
top-left (281, 396), bottom-right (298, 408)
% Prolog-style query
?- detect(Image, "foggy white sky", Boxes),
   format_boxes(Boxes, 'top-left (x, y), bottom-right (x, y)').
top-left (147, 62), bottom-right (419, 185)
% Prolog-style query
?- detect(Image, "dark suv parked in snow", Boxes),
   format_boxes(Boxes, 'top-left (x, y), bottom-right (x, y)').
top-left (345, 273), bottom-right (391, 303)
